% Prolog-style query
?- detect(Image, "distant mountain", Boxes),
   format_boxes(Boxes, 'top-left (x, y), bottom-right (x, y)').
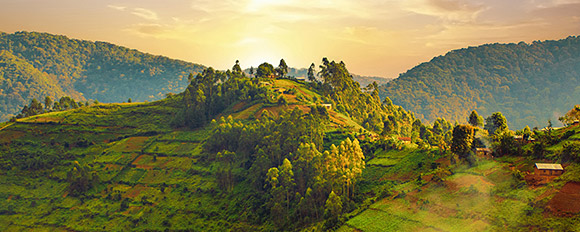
top-left (379, 36), bottom-right (580, 129)
top-left (0, 31), bottom-right (205, 121)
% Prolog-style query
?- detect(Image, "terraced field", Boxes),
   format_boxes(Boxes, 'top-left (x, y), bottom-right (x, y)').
top-left (0, 101), bottom-right (263, 231)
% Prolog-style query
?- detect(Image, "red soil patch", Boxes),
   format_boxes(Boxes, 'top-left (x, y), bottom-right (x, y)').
top-left (123, 136), bottom-right (149, 151)
top-left (0, 130), bottom-right (25, 143)
top-left (122, 206), bottom-right (144, 215)
top-left (525, 173), bottom-right (560, 187)
top-left (435, 157), bottom-right (451, 167)
top-left (132, 155), bottom-right (154, 170)
top-left (547, 182), bottom-right (580, 216)
top-left (231, 102), bottom-right (247, 112)
top-left (28, 117), bottom-right (63, 123)
top-left (105, 163), bottom-right (122, 170)
top-left (123, 184), bottom-right (148, 199)
top-left (255, 104), bottom-right (311, 119)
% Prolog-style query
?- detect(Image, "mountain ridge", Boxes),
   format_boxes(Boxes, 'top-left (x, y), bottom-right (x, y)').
top-left (379, 36), bottom-right (580, 129)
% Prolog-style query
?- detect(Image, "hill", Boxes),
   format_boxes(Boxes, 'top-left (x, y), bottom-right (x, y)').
top-left (340, 114), bottom-right (580, 231)
top-left (379, 36), bottom-right (580, 129)
top-left (0, 31), bottom-right (205, 121)
top-left (2, 59), bottom-right (580, 231)
top-left (0, 60), bottom-right (418, 231)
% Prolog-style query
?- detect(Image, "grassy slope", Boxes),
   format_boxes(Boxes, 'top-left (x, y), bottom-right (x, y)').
top-left (0, 79), bottom-right (371, 231)
top-left (0, 98), bottom-right (250, 231)
top-left (341, 124), bottom-right (580, 232)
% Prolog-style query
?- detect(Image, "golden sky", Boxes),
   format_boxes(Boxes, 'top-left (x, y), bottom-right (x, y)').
top-left (1, 0), bottom-right (580, 77)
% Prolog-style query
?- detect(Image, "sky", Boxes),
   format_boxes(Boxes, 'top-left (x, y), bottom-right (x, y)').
top-left (1, 0), bottom-right (580, 77)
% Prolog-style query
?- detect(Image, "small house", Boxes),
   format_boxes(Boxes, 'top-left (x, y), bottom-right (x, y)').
top-left (572, 120), bottom-right (580, 126)
top-left (535, 163), bottom-right (564, 176)
top-left (296, 76), bottom-right (306, 81)
top-left (475, 148), bottom-right (492, 158)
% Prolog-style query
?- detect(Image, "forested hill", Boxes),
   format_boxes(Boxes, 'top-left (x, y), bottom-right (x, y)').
top-left (379, 36), bottom-right (580, 129)
top-left (0, 31), bottom-right (205, 121)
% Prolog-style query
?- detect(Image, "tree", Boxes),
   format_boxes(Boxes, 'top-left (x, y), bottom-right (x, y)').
top-left (451, 124), bottom-right (474, 158)
top-left (468, 110), bottom-right (483, 127)
top-left (276, 59), bottom-right (288, 78)
top-left (66, 161), bottom-right (98, 196)
top-left (484, 112), bottom-right (508, 135)
top-left (127, 98), bottom-right (132, 103)
top-left (561, 105), bottom-right (580, 125)
top-left (307, 63), bottom-right (316, 82)
top-left (44, 96), bottom-right (53, 111)
top-left (256, 62), bottom-right (275, 78)
top-left (324, 190), bottom-right (342, 227)
top-left (232, 60), bottom-right (244, 78)
top-left (278, 158), bottom-right (295, 212)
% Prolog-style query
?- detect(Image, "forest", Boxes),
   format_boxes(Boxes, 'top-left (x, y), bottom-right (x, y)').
top-left (379, 36), bottom-right (580, 130)
top-left (0, 31), bottom-right (205, 121)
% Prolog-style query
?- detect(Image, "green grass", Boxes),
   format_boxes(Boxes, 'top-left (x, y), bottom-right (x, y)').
top-left (343, 158), bottom-right (547, 232)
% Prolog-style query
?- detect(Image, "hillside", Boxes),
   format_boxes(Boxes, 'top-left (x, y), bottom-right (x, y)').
top-left (0, 60), bottom-right (418, 231)
top-left (340, 118), bottom-right (580, 231)
top-left (0, 31), bottom-right (205, 121)
top-left (0, 50), bottom-right (70, 118)
top-left (379, 36), bottom-right (580, 129)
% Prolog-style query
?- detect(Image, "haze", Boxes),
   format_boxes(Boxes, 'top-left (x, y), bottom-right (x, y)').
top-left (1, 0), bottom-right (579, 77)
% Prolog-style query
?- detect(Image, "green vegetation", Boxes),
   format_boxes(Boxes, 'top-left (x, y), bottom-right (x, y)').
top-left (379, 36), bottom-right (580, 129)
top-left (0, 31), bottom-right (204, 121)
top-left (2, 54), bottom-right (580, 231)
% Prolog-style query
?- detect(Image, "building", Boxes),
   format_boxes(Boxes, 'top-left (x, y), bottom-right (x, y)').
top-left (295, 76), bottom-right (306, 81)
top-left (535, 163), bottom-right (564, 176)
top-left (321, 103), bottom-right (332, 110)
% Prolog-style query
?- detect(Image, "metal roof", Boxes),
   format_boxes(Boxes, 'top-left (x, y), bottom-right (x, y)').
top-left (535, 163), bottom-right (563, 170)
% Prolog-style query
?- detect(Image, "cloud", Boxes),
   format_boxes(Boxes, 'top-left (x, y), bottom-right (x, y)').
top-left (107, 5), bottom-right (126, 11)
top-left (403, 0), bottom-right (488, 23)
top-left (131, 8), bottom-right (159, 21)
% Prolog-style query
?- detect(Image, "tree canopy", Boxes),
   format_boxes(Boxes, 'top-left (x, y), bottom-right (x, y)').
top-left (379, 36), bottom-right (580, 129)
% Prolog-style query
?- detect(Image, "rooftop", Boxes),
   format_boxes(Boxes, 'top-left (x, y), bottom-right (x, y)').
top-left (535, 163), bottom-right (563, 170)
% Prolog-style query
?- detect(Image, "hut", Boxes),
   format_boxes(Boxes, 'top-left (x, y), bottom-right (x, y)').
top-left (534, 163), bottom-right (564, 176)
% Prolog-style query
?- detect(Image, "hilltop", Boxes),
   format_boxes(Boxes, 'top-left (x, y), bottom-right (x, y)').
top-left (0, 60), bottom-right (419, 231)
top-left (379, 36), bottom-right (580, 129)
top-left (0, 31), bottom-right (205, 121)
top-left (0, 31), bottom-right (391, 122)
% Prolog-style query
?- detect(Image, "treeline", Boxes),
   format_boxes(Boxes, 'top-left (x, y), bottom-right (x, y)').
top-left (11, 96), bottom-right (88, 120)
top-left (204, 110), bottom-right (363, 229)
top-left (173, 61), bottom-right (271, 128)
top-left (448, 107), bottom-right (580, 167)
top-left (0, 31), bottom-right (205, 121)
top-left (379, 36), bottom-right (580, 129)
